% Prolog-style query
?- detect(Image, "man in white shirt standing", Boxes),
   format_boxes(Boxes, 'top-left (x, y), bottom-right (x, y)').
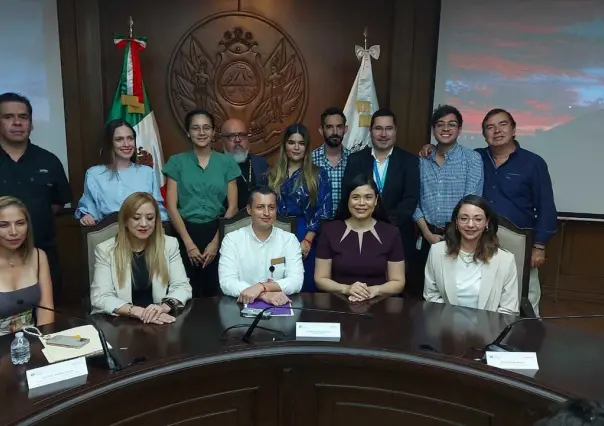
top-left (219, 186), bottom-right (304, 305)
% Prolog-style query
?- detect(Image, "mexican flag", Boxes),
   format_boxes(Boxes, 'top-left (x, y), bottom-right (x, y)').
top-left (107, 34), bottom-right (166, 200)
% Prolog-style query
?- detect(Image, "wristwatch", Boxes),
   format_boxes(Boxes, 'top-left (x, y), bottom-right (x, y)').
top-left (162, 298), bottom-right (179, 312)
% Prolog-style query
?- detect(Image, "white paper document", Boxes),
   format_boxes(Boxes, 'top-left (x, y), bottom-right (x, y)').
top-left (486, 351), bottom-right (539, 377)
top-left (295, 322), bottom-right (341, 342)
top-left (39, 325), bottom-right (113, 364)
top-left (26, 356), bottom-right (88, 389)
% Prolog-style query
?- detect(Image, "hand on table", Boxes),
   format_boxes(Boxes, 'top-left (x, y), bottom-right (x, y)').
top-left (348, 284), bottom-right (379, 303)
top-left (260, 291), bottom-right (291, 306)
top-left (238, 283), bottom-right (265, 304)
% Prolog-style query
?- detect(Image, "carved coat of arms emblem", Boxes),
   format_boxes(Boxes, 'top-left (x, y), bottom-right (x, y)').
top-left (168, 12), bottom-right (309, 155)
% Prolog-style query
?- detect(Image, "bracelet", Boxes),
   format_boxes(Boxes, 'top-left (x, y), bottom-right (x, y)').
top-left (127, 304), bottom-right (134, 317)
top-left (303, 238), bottom-right (312, 246)
top-left (260, 283), bottom-right (268, 294)
top-left (187, 247), bottom-right (198, 253)
top-left (533, 246), bottom-right (545, 251)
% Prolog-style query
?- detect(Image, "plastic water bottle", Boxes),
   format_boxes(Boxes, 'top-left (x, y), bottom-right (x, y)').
top-left (11, 332), bottom-right (30, 365)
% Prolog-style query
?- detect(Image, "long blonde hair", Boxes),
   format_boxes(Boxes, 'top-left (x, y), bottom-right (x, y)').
top-left (114, 192), bottom-right (168, 288)
top-left (268, 123), bottom-right (320, 206)
top-left (0, 196), bottom-right (34, 262)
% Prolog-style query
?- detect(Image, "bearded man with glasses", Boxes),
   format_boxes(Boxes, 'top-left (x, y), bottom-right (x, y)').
top-left (220, 118), bottom-right (269, 211)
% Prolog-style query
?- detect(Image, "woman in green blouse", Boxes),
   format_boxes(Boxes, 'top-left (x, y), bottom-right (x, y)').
top-left (163, 109), bottom-right (240, 297)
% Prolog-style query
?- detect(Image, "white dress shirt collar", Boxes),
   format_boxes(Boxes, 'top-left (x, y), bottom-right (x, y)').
top-left (371, 146), bottom-right (394, 163)
top-left (248, 223), bottom-right (275, 244)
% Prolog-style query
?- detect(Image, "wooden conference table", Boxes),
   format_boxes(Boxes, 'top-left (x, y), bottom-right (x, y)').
top-left (1, 294), bottom-right (603, 426)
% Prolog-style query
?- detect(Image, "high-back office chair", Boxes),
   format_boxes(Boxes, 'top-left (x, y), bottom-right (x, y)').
top-left (81, 213), bottom-right (173, 312)
top-left (81, 213), bottom-right (120, 311)
top-left (218, 209), bottom-right (296, 242)
top-left (496, 215), bottom-right (535, 318)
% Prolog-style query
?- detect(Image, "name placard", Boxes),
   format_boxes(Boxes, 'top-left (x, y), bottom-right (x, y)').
top-left (26, 356), bottom-right (88, 389)
top-left (486, 351), bottom-right (539, 377)
top-left (296, 322), bottom-right (341, 342)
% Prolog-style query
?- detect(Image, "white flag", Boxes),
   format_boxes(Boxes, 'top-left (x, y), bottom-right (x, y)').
top-left (342, 44), bottom-right (380, 152)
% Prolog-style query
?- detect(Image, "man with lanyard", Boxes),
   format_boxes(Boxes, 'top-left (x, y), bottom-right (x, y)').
top-left (0, 92), bottom-right (71, 304)
top-left (220, 118), bottom-right (269, 211)
top-left (312, 107), bottom-right (350, 214)
top-left (412, 105), bottom-right (483, 296)
top-left (343, 108), bottom-right (419, 292)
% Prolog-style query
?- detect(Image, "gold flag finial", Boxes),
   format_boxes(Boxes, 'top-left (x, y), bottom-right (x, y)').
top-left (128, 16), bottom-right (134, 38)
top-left (363, 26), bottom-right (368, 50)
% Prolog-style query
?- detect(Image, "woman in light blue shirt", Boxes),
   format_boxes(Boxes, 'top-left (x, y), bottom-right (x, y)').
top-left (75, 119), bottom-right (167, 226)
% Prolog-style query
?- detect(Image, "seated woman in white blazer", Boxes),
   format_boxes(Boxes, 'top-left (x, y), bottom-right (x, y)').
top-left (423, 195), bottom-right (519, 315)
top-left (91, 192), bottom-right (192, 324)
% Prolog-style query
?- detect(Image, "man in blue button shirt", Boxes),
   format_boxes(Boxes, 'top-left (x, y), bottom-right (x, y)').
top-left (478, 108), bottom-right (557, 315)
top-left (413, 105), bottom-right (483, 295)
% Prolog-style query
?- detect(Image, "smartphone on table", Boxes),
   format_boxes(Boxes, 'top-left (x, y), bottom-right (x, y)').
top-left (46, 335), bottom-right (91, 349)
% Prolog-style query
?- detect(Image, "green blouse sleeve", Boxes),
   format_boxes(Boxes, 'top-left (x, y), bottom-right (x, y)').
top-left (162, 155), bottom-right (180, 180)
top-left (224, 155), bottom-right (242, 182)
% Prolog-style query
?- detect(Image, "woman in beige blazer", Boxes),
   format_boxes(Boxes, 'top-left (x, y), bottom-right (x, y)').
top-left (91, 192), bottom-right (192, 324)
top-left (424, 195), bottom-right (519, 315)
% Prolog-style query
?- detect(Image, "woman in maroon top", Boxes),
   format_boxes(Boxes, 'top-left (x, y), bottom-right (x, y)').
top-left (315, 173), bottom-right (406, 302)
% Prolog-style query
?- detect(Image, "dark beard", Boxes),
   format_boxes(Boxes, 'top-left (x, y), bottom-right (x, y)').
top-left (325, 136), bottom-right (342, 148)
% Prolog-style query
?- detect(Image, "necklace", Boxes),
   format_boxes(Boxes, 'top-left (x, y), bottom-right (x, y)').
top-left (459, 251), bottom-right (475, 267)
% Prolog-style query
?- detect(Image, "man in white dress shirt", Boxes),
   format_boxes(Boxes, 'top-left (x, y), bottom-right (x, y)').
top-left (219, 186), bottom-right (304, 305)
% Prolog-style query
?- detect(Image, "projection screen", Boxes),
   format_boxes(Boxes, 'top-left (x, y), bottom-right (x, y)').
top-left (432, 0), bottom-right (604, 217)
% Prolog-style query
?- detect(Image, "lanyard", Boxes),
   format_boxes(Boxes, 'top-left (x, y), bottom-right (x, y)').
top-left (240, 158), bottom-right (253, 189)
top-left (373, 157), bottom-right (389, 194)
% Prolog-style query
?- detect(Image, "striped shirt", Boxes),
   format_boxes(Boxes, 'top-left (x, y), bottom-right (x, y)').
top-left (413, 143), bottom-right (484, 228)
top-left (312, 145), bottom-right (350, 214)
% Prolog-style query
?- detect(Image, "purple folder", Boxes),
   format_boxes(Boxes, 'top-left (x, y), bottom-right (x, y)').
top-left (246, 300), bottom-right (294, 316)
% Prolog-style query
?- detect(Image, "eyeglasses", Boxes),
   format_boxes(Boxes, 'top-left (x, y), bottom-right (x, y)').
top-left (457, 216), bottom-right (486, 225)
top-left (189, 125), bottom-right (213, 134)
top-left (222, 132), bottom-right (249, 141)
top-left (372, 126), bottom-right (396, 133)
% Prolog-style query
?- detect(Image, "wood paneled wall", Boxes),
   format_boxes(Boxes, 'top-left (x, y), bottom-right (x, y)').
top-left (54, 0), bottom-right (602, 307)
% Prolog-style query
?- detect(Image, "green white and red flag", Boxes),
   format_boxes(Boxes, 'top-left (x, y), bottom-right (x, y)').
top-left (107, 34), bottom-right (166, 199)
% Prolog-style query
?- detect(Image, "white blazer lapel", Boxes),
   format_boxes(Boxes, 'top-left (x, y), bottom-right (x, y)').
top-left (478, 257), bottom-right (497, 309)
top-left (442, 254), bottom-right (459, 305)
top-left (110, 253), bottom-right (133, 303)
top-left (151, 248), bottom-right (170, 304)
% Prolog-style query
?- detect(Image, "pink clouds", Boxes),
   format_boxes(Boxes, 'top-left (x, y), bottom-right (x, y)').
top-left (443, 102), bottom-right (574, 135)
top-left (448, 53), bottom-right (580, 78)
top-left (525, 100), bottom-right (553, 111)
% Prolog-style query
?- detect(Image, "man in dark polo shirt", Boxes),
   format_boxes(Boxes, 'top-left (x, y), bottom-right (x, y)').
top-left (0, 92), bottom-right (71, 303)
top-left (220, 118), bottom-right (269, 211)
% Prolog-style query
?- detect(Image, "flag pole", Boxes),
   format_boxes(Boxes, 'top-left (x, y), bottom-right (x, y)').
top-left (128, 16), bottom-right (133, 39)
top-left (363, 26), bottom-right (368, 50)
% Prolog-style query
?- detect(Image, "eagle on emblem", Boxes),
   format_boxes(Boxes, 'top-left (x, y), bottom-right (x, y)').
top-left (137, 147), bottom-right (154, 168)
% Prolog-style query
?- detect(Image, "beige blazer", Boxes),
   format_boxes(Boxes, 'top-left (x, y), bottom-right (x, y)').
top-left (423, 241), bottom-right (519, 315)
top-left (90, 236), bottom-right (192, 315)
